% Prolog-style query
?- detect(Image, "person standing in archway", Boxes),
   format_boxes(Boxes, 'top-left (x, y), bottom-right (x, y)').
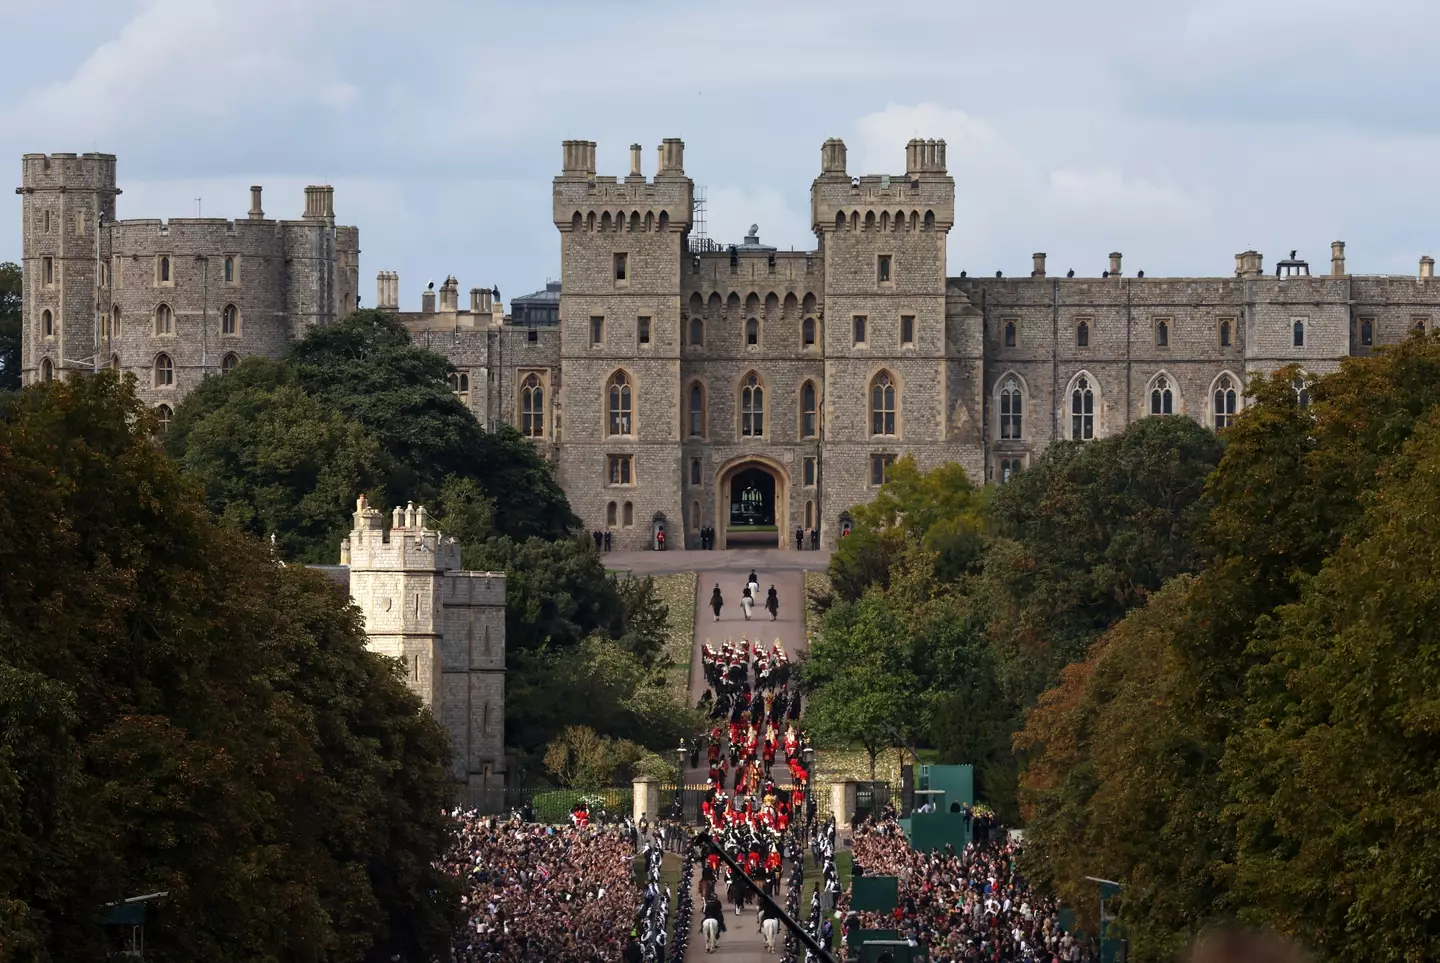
top-left (795, 527), bottom-right (804, 551)
top-left (741, 585), bottom-right (754, 621)
top-left (711, 584), bottom-right (724, 622)
top-left (765, 585), bottom-right (779, 621)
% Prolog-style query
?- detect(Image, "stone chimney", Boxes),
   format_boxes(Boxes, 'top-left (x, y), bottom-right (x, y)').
top-left (561, 140), bottom-right (597, 176)
top-left (1108, 252), bottom-right (1123, 277)
top-left (376, 271), bottom-right (399, 310)
top-left (421, 285), bottom-right (436, 314)
top-left (471, 287), bottom-right (494, 314)
top-left (1235, 250), bottom-right (1264, 278)
top-left (1331, 241), bottom-right (1346, 277)
top-left (657, 138), bottom-right (685, 176)
top-left (629, 143), bottom-right (643, 178)
top-left (439, 276), bottom-right (458, 313)
top-left (249, 185), bottom-right (264, 219)
top-left (821, 138), bottom-right (847, 175)
top-left (905, 138), bottom-right (947, 174)
top-left (1422, 256), bottom-right (1435, 279)
top-left (1032, 252), bottom-right (1047, 278)
top-left (303, 185), bottom-right (335, 221)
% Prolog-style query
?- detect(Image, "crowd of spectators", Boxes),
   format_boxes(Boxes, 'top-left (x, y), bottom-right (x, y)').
top-left (444, 810), bottom-right (652, 962)
top-left (838, 809), bottom-right (1089, 963)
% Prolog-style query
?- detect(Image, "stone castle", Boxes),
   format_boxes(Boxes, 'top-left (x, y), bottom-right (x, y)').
top-left (18, 142), bottom-right (1440, 548)
top-left (321, 497), bottom-right (507, 791)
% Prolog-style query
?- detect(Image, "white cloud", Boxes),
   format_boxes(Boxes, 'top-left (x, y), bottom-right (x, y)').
top-left (5, 0), bottom-right (354, 140)
top-left (4, 0), bottom-right (1440, 291)
top-left (1046, 169), bottom-right (1213, 223)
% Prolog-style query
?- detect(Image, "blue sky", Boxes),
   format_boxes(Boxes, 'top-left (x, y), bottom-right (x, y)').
top-left (4, 0), bottom-right (1439, 308)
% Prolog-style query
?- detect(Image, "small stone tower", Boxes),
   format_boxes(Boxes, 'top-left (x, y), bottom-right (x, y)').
top-left (340, 495), bottom-right (506, 791)
top-left (18, 153), bottom-right (120, 383)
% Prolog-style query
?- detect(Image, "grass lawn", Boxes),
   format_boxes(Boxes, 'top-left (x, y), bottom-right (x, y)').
top-left (728, 524), bottom-right (779, 532)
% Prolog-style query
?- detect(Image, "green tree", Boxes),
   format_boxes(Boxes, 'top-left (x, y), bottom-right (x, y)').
top-left (167, 358), bottom-right (390, 562)
top-left (0, 262), bottom-right (20, 394)
top-left (0, 373), bottom-right (457, 963)
top-left (828, 456), bottom-right (986, 601)
top-left (169, 310), bottom-right (576, 562)
top-left (1225, 405), bottom-right (1440, 962)
top-left (801, 588), bottom-right (926, 780)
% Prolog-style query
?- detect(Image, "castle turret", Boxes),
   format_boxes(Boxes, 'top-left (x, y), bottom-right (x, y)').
top-left (551, 139), bottom-right (690, 549)
top-left (340, 494), bottom-right (505, 791)
top-left (18, 153), bottom-right (120, 384)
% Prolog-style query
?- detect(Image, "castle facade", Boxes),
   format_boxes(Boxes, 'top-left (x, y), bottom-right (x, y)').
top-left (19, 144), bottom-right (1440, 549)
top-left (16, 152), bottom-right (359, 428)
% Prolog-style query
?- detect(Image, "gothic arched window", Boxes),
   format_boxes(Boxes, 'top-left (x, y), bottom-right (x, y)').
top-left (221, 303), bottom-right (238, 336)
top-left (999, 376), bottom-right (1023, 439)
top-left (870, 371), bottom-right (897, 436)
top-left (1071, 375), bottom-right (1095, 440)
top-left (154, 303), bottom-right (173, 336)
top-left (607, 371), bottom-right (632, 436)
top-left (802, 317), bottom-right (816, 348)
top-left (155, 404), bottom-right (173, 432)
top-left (154, 353), bottom-right (174, 387)
top-left (223, 256), bottom-right (234, 283)
top-left (521, 373), bottom-right (545, 437)
top-left (688, 381), bottom-right (706, 438)
top-left (800, 380), bottom-right (818, 438)
top-left (1076, 319), bottom-right (1089, 348)
top-left (740, 372), bottom-right (764, 437)
top-left (1155, 319), bottom-right (1169, 347)
top-left (689, 315), bottom-right (704, 347)
top-left (41, 309), bottom-right (53, 338)
top-left (745, 317), bottom-right (759, 346)
top-left (1213, 374), bottom-right (1237, 430)
top-left (1149, 375), bottom-right (1174, 415)
top-left (221, 353), bottom-right (239, 374)
top-left (39, 358), bottom-right (53, 382)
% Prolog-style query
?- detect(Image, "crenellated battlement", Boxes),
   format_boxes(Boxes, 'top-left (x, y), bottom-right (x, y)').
top-left (341, 496), bottom-right (463, 573)
top-left (811, 137), bottom-right (956, 235)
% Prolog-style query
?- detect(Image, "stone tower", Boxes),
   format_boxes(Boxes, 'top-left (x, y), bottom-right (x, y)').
top-left (339, 496), bottom-right (506, 791)
top-left (18, 153), bottom-right (120, 382)
top-left (552, 139), bottom-right (691, 548)
top-left (810, 138), bottom-right (971, 514)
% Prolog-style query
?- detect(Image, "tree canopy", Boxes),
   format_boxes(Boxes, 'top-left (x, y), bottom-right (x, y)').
top-left (167, 310), bottom-right (576, 562)
top-left (1015, 335), bottom-right (1440, 962)
top-left (0, 262), bottom-right (20, 394)
top-left (0, 373), bottom-right (457, 963)
top-left (806, 417), bottom-right (1224, 817)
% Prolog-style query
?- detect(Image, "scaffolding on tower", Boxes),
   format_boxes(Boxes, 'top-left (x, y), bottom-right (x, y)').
top-left (688, 185), bottom-right (723, 254)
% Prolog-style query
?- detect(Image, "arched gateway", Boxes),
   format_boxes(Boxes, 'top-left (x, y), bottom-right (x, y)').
top-left (716, 457), bottom-right (789, 549)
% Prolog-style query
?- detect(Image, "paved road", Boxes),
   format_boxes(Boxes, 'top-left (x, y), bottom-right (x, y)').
top-left (687, 564), bottom-right (808, 790)
top-left (687, 877), bottom-right (779, 959)
top-left (675, 557), bottom-right (814, 961)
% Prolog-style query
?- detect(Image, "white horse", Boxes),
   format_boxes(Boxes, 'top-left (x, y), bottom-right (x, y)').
top-left (761, 916), bottom-right (780, 953)
top-left (703, 916), bottom-right (721, 953)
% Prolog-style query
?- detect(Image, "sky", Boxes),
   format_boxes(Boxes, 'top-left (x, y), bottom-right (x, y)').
top-left (3, 0), bottom-right (1439, 309)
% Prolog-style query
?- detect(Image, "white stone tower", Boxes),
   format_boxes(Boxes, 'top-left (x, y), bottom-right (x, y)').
top-left (340, 495), bottom-right (506, 791)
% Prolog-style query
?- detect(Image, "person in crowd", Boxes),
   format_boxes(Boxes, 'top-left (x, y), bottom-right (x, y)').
top-left (836, 807), bottom-right (1090, 963)
top-left (795, 527), bottom-right (804, 550)
top-left (443, 813), bottom-right (653, 963)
